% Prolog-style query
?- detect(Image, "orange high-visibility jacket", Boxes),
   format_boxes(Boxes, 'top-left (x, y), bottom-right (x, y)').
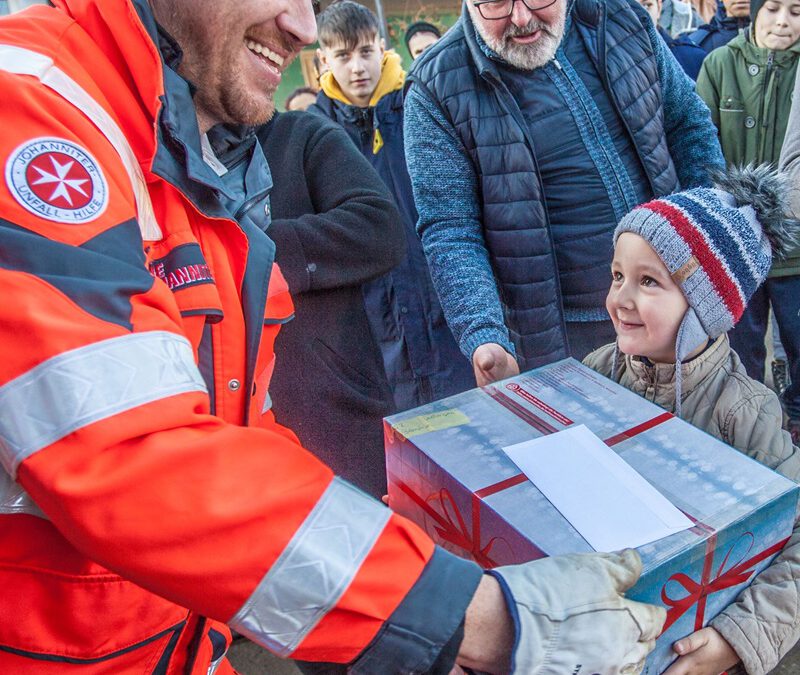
top-left (0, 0), bottom-right (481, 672)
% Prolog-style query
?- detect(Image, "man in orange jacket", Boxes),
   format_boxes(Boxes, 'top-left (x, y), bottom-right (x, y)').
top-left (0, 0), bottom-right (664, 673)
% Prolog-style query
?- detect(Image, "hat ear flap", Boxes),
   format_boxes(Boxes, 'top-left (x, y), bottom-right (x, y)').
top-left (673, 307), bottom-right (708, 418)
top-left (675, 307), bottom-right (708, 363)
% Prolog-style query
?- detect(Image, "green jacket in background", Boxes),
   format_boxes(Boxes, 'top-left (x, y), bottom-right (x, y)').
top-left (696, 30), bottom-right (800, 276)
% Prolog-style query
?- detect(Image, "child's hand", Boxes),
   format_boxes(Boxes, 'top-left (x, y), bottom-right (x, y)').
top-left (663, 627), bottom-right (739, 675)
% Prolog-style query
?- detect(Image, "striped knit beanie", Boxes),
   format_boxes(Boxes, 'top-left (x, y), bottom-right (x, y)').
top-left (613, 165), bottom-right (799, 413)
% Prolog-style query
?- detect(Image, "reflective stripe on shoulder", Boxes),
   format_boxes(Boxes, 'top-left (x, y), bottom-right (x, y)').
top-left (0, 331), bottom-right (207, 479)
top-left (230, 477), bottom-right (392, 657)
top-left (0, 469), bottom-right (45, 518)
top-left (0, 44), bottom-right (162, 241)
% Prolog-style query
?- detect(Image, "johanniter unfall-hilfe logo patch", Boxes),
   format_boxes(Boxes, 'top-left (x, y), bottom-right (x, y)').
top-left (5, 137), bottom-right (109, 223)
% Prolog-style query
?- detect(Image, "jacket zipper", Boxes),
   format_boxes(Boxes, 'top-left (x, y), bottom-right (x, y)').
top-left (757, 51), bottom-right (775, 162)
top-left (233, 188), bottom-right (271, 228)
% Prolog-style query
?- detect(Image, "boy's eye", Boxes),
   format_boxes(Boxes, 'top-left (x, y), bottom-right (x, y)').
top-left (611, 271), bottom-right (623, 282)
top-left (641, 275), bottom-right (658, 287)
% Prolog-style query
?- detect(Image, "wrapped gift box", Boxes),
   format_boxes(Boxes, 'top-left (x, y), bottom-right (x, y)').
top-left (385, 358), bottom-right (799, 674)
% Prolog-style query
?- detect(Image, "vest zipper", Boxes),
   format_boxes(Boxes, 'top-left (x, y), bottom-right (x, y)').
top-left (593, 6), bottom-right (662, 197)
top-left (552, 56), bottom-right (629, 215)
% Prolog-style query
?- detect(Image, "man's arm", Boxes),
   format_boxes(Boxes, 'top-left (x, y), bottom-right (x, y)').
top-left (0, 70), bottom-right (480, 670)
top-left (264, 115), bottom-right (406, 294)
top-left (403, 84), bottom-right (514, 361)
top-left (645, 14), bottom-right (725, 187)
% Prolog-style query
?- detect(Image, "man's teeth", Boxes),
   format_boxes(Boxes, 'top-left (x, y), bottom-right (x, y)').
top-left (246, 40), bottom-right (285, 66)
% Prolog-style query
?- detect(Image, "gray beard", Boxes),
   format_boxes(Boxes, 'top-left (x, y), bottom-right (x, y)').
top-left (476, 14), bottom-right (566, 70)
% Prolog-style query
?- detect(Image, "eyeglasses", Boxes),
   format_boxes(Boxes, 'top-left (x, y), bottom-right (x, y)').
top-left (472, 0), bottom-right (558, 20)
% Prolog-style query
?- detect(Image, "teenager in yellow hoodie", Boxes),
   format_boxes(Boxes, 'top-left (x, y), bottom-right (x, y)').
top-left (311, 0), bottom-right (476, 414)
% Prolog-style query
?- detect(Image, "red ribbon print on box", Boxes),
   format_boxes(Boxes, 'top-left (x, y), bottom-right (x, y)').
top-left (661, 531), bottom-right (790, 632)
top-left (394, 388), bottom-right (677, 568)
top-left (394, 481), bottom-right (518, 567)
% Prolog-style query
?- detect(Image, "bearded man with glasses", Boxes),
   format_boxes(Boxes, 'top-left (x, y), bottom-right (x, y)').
top-left (404, 0), bottom-right (724, 385)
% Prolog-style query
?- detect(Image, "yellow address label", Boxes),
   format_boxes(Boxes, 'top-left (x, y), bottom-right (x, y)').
top-left (393, 410), bottom-right (470, 438)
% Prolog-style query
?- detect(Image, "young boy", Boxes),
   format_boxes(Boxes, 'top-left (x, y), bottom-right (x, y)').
top-left (312, 1), bottom-right (475, 412)
top-left (696, 0), bottom-right (800, 441)
top-left (584, 166), bottom-right (800, 675)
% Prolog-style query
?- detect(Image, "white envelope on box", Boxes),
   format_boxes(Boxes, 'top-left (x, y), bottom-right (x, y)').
top-left (503, 424), bottom-right (693, 552)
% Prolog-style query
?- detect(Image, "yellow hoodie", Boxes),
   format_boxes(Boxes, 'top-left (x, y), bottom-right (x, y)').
top-left (319, 50), bottom-right (405, 154)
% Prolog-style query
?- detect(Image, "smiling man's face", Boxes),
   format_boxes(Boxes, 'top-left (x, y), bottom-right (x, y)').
top-left (151, 0), bottom-right (317, 132)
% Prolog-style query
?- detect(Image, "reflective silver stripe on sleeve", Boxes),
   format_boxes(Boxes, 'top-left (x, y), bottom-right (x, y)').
top-left (0, 44), bottom-right (162, 241)
top-left (230, 477), bottom-right (392, 657)
top-left (0, 470), bottom-right (45, 519)
top-left (0, 331), bottom-right (207, 479)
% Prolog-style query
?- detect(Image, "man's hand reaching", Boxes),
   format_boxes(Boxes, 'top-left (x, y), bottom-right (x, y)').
top-left (472, 343), bottom-right (519, 386)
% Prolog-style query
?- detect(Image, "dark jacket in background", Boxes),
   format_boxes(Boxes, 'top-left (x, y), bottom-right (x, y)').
top-left (259, 111), bottom-right (403, 497)
top-left (689, 0), bottom-right (749, 54)
top-left (312, 62), bottom-right (475, 412)
top-left (659, 25), bottom-right (707, 80)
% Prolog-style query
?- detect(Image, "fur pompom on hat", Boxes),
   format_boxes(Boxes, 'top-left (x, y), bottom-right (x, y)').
top-left (612, 164), bottom-right (800, 414)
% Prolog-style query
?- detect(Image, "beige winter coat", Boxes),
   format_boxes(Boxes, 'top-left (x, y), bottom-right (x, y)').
top-left (584, 334), bottom-right (800, 675)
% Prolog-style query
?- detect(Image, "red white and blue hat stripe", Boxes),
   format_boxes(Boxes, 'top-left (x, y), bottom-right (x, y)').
top-left (615, 187), bottom-right (772, 339)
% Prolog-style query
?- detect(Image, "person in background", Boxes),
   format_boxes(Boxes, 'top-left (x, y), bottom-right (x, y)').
top-left (404, 0), bottom-right (724, 387)
top-left (692, 0), bottom-right (720, 22)
top-left (258, 110), bottom-right (404, 498)
top-left (660, 0), bottom-right (702, 36)
top-left (285, 86), bottom-right (319, 111)
top-left (584, 165), bottom-right (800, 675)
top-left (689, 0), bottom-right (751, 53)
top-left (696, 0), bottom-right (800, 442)
top-left (313, 0), bottom-right (476, 412)
top-left (641, 0), bottom-right (708, 78)
top-left (405, 20), bottom-right (442, 59)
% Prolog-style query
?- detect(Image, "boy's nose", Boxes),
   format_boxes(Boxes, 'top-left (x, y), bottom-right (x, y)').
top-left (614, 284), bottom-right (635, 309)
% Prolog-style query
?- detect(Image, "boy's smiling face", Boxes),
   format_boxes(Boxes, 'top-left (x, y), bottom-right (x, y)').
top-left (606, 233), bottom-right (689, 363)
top-left (320, 33), bottom-right (384, 108)
top-left (754, 0), bottom-right (800, 50)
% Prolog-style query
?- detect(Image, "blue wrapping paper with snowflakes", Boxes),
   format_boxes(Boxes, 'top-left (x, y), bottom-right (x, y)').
top-left (384, 358), bottom-right (798, 674)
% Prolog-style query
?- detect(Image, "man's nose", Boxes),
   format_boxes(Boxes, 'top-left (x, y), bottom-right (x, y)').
top-left (510, 0), bottom-right (535, 27)
top-left (276, 0), bottom-right (317, 49)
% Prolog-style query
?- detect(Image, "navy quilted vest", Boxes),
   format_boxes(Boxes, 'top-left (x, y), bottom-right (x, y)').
top-left (408, 0), bottom-right (680, 370)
